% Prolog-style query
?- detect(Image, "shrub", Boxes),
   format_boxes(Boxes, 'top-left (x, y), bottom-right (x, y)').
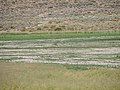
top-left (37, 27), bottom-right (42, 30)
top-left (10, 26), bottom-right (15, 29)
top-left (54, 27), bottom-right (62, 31)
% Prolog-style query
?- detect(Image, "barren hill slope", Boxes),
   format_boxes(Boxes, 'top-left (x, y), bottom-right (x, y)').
top-left (0, 0), bottom-right (120, 32)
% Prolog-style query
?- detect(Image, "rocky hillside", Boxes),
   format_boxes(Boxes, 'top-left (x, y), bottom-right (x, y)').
top-left (0, 0), bottom-right (120, 32)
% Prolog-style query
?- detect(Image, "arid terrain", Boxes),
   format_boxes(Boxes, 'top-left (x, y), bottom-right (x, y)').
top-left (0, 0), bottom-right (120, 32)
top-left (0, 0), bottom-right (120, 90)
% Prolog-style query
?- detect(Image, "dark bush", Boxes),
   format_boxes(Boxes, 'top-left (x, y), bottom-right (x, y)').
top-left (37, 27), bottom-right (41, 30)
top-left (54, 27), bottom-right (62, 31)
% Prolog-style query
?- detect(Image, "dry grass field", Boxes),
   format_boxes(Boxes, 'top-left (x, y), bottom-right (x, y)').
top-left (0, 62), bottom-right (120, 90)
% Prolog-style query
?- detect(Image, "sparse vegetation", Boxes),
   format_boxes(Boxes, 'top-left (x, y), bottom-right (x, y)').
top-left (0, 0), bottom-right (120, 90)
top-left (0, 0), bottom-right (120, 32)
top-left (0, 31), bottom-right (120, 67)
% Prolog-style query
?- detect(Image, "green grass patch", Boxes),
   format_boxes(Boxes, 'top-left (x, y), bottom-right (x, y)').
top-left (64, 64), bottom-right (119, 70)
top-left (0, 31), bottom-right (120, 41)
top-left (64, 65), bottom-right (90, 71)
